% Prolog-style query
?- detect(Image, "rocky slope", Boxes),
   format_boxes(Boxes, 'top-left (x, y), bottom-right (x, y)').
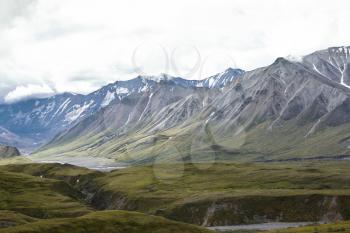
top-left (0, 145), bottom-right (20, 158)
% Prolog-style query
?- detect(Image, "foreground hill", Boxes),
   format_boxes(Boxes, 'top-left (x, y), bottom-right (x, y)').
top-left (3, 162), bottom-right (350, 227)
top-left (0, 168), bottom-right (90, 218)
top-left (3, 161), bottom-right (350, 232)
top-left (34, 46), bottom-right (350, 164)
top-left (0, 211), bottom-right (213, 233)
top-left (0, 164), bottom-right (214, 232)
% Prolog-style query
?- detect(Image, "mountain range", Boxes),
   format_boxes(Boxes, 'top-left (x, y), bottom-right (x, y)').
top-left (1, 46), bottom-right (350, 165)
top-left (0, 68), bottom-right (244, 153)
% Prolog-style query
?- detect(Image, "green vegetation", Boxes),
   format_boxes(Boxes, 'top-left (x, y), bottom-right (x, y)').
top-left (95, 161), bottom-right (350, 197)
top-left (4, 161), bottom-right (350, 226)
top-left (0, 211), bottom-right (213, 233)
top-left (85, 161), bottom-right (350, 225)
top-left (0, 157), bottom-right (31, 166)
top-left (1, 163), bottom-right (103, 183)
top-left (32, 117), bottom-right (350, 164)
top-left (0, 164), bottom-right (214, 232)
top-left (2, 161), bottom-right (350, 231)
top-left (91, 160), bottom-right (350, 206)
top-left (0, 211), bottom-right (37, 228)
top-left (231, 121), bottom-right (350, 161)
top-left (0, 169), bottom-right (91, 219)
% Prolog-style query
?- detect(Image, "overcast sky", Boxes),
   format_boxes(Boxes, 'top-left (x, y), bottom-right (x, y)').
top-left (1, 0), bottom-right (349, 103)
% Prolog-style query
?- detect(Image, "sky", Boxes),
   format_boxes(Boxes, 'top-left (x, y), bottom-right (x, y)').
top-left (0, 0), bottom-right (349, 103)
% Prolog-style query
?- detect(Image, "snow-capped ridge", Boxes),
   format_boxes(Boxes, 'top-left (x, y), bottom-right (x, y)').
top-left (197, 68), bottom-right (245, 88)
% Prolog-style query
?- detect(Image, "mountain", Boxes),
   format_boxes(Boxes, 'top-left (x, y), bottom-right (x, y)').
top-left (38, 81), bottom-right (219, 156)
top-left (0, 145), bottom-right (20, 158)
top-left (34, 46), bottom-right (350, 164)
top-left (0, 69), bottom-right (243, 153)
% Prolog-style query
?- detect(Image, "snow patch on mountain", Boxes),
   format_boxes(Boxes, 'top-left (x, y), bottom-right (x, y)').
top-left (116, 87), bottom-right (129, 95)
top-left (65, 100), bottom-right (94, 123)
top-left (53, 99), bottom-right (71, 118)
top-left (101, 91), bottom-right (116, 107)
top-left (197, 68), bottom-right (245, 88)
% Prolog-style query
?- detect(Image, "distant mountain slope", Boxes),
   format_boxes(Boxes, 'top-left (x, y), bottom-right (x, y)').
top-left (39, 81), bottom-right (219, 153)
top-left (34, 46), bottom-right (350, 163)
top-left (0, 127), bottom-right (34, 151)
top-left (0, 145), bottom-right (20, 158)
top-left (196, 68), bottom-right (245, 88)
top-left (0, 69), bottom-right (243, 152)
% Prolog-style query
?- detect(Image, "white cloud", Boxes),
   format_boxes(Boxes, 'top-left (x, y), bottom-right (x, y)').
top-left (4, 84), bottom-right (55, 103)
top-left (0, 0), bottom-right (37, 29)
top-left (0, 0), bottom-right (350, 102)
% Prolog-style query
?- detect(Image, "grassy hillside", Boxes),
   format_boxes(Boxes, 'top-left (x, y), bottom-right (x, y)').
top-left (3, 162), bottom-right (350, 229)
top-left (91, 161), bottom-right (350, 206)
top-left (0, 169), bottom-right (91, 219)
top-left (84, 161), bottom-right (350, 225)
top-left (0, 211), bottom-right (213, 233)
top-left (0, 211), bottom-right (37, 228)
top-left (1, 163), bottom-right (103, 183)
top-left (0, 157), bottom-right (31, 166)
top-left (32, 119), bottom-right (350, 165)
top-left (0, 165), bottom-right (214, 232)
top-left (4, 162), bottom-right (350, 227)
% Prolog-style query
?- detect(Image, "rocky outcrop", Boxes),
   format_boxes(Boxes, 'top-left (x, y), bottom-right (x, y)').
top-left (85, 186), bottom-right (350, 227)
top-left (165, 195), bottom-right (350, 227)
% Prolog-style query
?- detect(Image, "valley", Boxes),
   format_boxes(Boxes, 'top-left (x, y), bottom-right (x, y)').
top-left (1, 0), bottom-right (349, 231)
top-left (1, 161), bottom-right (350, 232)
top-left (1, 46), bottom-right (350, 232)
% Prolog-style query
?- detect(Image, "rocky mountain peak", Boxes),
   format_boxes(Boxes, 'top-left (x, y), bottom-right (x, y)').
top-left (0, 145), bottom-right (21, 158)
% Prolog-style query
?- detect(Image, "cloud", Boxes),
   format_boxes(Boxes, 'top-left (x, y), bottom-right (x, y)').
top-left (0, 0), bottom-right (349, 101)
top-left (0, 0), bottom-right (37, 29)
top-left (4, 84), bottom-right (55, 103)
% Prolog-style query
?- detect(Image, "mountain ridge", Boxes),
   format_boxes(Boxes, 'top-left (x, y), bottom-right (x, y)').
top-left (33, 46), bottom-right (350, 164)
top-left (0, 69), bottom-right (244, 152)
